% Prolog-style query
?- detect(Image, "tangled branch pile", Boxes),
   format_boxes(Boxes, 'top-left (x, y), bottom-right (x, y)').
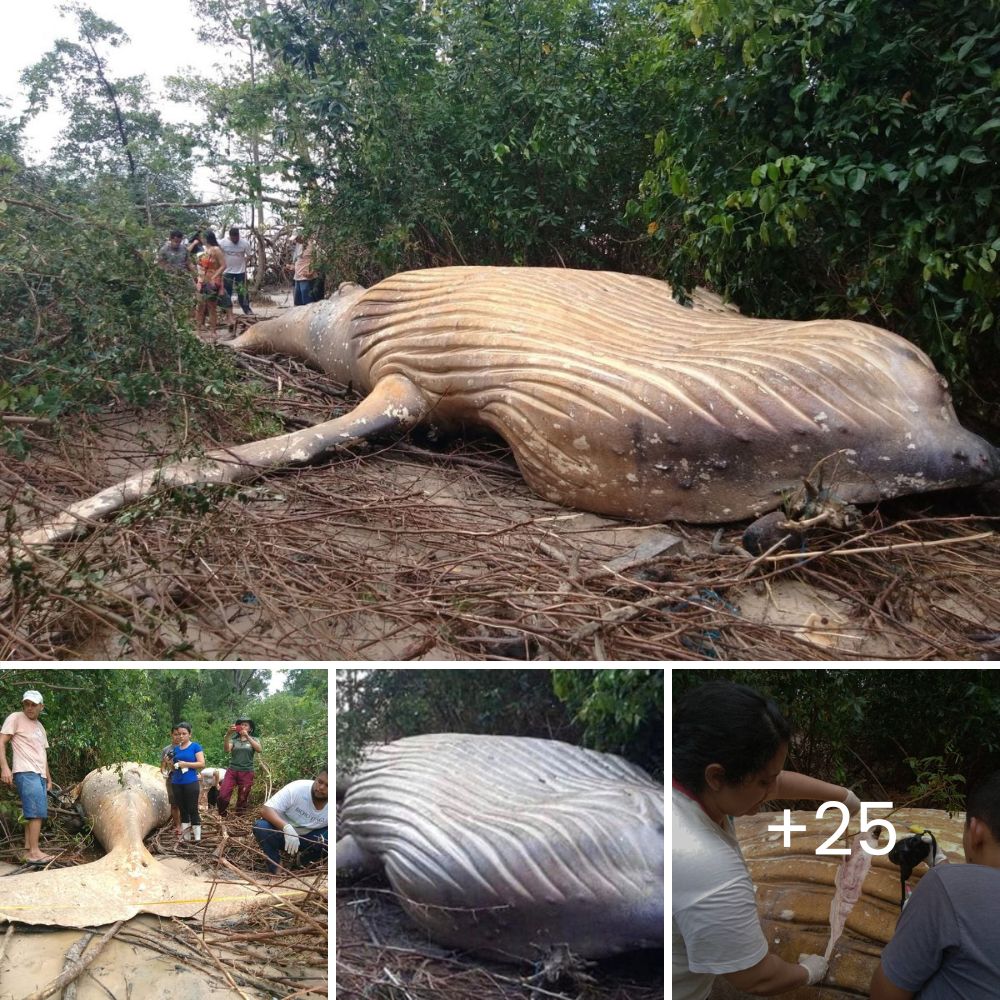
top-left (2, 350), bottom-right (998, 660)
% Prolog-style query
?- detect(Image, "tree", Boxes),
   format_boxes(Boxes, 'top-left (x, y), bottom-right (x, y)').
top-left (235, 0), bottom-right (671, 282)
top-left (552, 668), bottom-right (663, 777)
top-left (19, 3), bottom-right (197, 221)
top-left (632, 0), bottom-right (1000, 413)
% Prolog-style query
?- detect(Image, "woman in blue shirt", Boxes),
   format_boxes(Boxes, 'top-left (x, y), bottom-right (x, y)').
top-left (170, 722), bottom-right (205, 842)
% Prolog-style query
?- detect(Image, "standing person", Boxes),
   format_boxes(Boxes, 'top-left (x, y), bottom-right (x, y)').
top-left (673, 680), bottom-right (863, 998)
top-left (291, 234), bottom-right (317, 306)
top-left (157, 230), bottom-right (193, 276)
top-left (217, 717), bottom-right (261, 817)
top-left (160, 725), bottom-right (183, 836)
top-left (194, 230), bottom-right (229, 333)
top-left (188, 230), bottom-right (205, 260)
top-left (0, 690), bottom-right (54, 864)
top-left (169, 721), bottom-right (205, 842)
top-left (221, 226), bottom-right (254, 315)
top-left (253, 766), bottom-right (328, 874)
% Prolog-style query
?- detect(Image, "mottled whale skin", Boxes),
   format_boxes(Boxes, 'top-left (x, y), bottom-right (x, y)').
top-left (230, 266), bottom-right (998, 523)
top-left (0, 762), bottom-right (305, 927)
top-left (17, 267), bottom-right (998, 549)
top-left (336, 733), bottom-right (664, 962)
top-left (732, 808), bottom-right (967, 999)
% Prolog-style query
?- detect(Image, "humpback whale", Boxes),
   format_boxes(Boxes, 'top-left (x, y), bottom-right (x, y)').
top-left (0, 762), bottom-right (308, 928)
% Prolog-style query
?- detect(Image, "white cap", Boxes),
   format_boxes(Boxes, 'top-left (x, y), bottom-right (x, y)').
top-left (22, 690), bottom-right (44, 704)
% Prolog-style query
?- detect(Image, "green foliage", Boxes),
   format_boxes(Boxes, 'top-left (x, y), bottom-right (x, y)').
top-left (240, 0), bottom-right (670, 280)
top-left (672, 669), bottom-right (1000, 806)
top-left (901, 743), bottom-right (967, 816)
top-left (0, 668), bottom-right (327, 796)
top-left (0, 158), bottom-right (267, 458)
top-left (633, 0), bottom-right (1000, 408)
top-left (552, 668), bottom-right (663, 776)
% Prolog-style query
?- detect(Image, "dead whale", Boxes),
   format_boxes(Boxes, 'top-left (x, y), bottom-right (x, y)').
top-left (0, 762), bottom-right (307, 928)
top-left (337, 734), bottom-right (664, 962)
top-left (17, 267), bottom-right (998, 546)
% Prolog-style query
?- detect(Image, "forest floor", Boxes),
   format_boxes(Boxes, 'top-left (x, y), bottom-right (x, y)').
top-left (3, 290), bottom-right (1000, 660)
top-left (337, 862), bottom-right (664, 1000)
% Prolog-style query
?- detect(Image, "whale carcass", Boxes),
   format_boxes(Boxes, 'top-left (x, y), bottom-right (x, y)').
top-left (19, 267), bottom-right (998, 546)
top-left (733, 807), bottom-right (966, 999)
top-left (0, 762), bottom-right (306, 927)
top-left (336, 733), bottom-right (664, 962)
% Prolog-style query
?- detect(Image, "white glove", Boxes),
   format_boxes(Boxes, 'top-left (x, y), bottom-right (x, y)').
top-left (842, 789), bottom-right (862, 817)
top-left (798, 953), bottom-right (828, 985)
top-left (282, 824), bottom-right (301, 855)
top-left (921, 832), bottom-right (948, 865)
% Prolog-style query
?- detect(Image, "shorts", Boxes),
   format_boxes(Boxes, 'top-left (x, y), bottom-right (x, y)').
top-left (166, 780), bottom-right (181, 807)
top-left (199, 281), bottom-right (229, 306)
top-left (14, 771), bottom-right (48, 819)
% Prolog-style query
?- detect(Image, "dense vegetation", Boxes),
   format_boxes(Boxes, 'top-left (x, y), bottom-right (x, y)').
top-left (2, 0), bottom-right (998, 444)
top-left (336, 668), bottom-right (664, 778)
top-left (0, 667), bottom-right (328, 790)
top-left (673, 669), bottom-right (1000, 811)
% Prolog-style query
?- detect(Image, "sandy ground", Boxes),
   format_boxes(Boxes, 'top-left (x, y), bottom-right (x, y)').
top-left (0, 857), bottom-right (268, 1000)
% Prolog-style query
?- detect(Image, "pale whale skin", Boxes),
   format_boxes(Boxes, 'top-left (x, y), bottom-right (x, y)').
top-left (0, 762), bottom-right (305, 927)
top-left (229, 266), bottom-right (999, 524)
top-left (336, 734), bottom-right (664, 962)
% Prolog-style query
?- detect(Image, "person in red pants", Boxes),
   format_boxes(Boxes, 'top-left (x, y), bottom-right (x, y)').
top-left (217, 717), bottom-right (261, 817)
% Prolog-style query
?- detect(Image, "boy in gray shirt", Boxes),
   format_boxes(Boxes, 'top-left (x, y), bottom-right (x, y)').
top-left (870, 771), bottom-right (1000, 999)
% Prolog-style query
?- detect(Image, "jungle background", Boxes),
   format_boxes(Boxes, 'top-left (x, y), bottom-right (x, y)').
top-left (0, 666), bottom-right (328, 792)
top-left (2, 0), bottom-right (999, 660)
top-left (336, 666), bottom-right (663, 778)
top-left (673, 667), bottom-right (1000, 810)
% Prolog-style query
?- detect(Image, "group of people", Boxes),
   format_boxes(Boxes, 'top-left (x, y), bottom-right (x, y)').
top-left (1, 689), bottom-right (327, 876)
top-left (157, 226), bottom-right (254, 331)
top-left (673, 681), bottom-right (1000, 999)
top-left (158, 226), bottom-right (324, 322)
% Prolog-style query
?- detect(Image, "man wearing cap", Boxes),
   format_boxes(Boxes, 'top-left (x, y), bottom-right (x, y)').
top-left (0, 690), bottom-right (54, 864)
top-left (217, 717), bottom-right (261, 817)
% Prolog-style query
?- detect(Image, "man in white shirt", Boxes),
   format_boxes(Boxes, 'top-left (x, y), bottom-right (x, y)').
top-left (220, 226), bottom-right (254, 315)
top-left (0, 690), bottom-right (54, 864)
top-left (253, 765), bottom-right (328, 873)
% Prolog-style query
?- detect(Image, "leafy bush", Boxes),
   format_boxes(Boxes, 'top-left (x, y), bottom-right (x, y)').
top-left (246, 0), bottom-right (669, 280)
top-left (0, 160), bottom-right (266, 457)
top-left (552, 668), bottom-right (663, 777)
top-left (633, 0), bottom-right (1000, 411)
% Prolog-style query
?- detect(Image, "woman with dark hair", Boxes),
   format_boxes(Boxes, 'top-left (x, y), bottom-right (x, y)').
top-left (193, 230), bottom-right (230, 332)
top-left (673, 681), bottom-right (861, 998)
top-left (169, 721), bottom-right (205, 842)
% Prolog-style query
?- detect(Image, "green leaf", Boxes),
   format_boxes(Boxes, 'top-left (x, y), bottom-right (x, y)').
top-left (937, 155), bottom-right (960, 175)
top-left (847, 167), bottom-right (867, 191)
top-left (959, 146), bottom-right (987, 164)
top-left (972, 118), bottom-right (1000, 136)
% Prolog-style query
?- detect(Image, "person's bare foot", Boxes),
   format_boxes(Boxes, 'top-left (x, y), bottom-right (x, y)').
top-left (25, 852), bottom-right (55, 864)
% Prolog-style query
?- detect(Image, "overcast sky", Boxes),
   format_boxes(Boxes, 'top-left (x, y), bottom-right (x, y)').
top-left (3, 2), bottom-right (229, 193)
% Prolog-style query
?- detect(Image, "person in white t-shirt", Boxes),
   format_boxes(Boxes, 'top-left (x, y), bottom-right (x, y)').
top-left (253, 765), bottom-right (328, 873)
top-left (673, 681), bottom-right (861, 999)
top-left (220, 226), bottom-right (254, 315)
